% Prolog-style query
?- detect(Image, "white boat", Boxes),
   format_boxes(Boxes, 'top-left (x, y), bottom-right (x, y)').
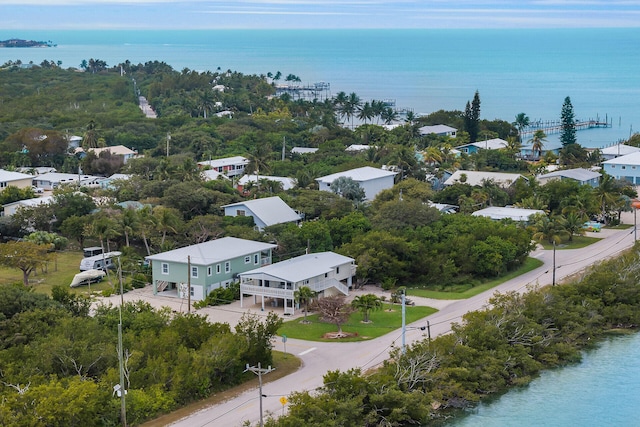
top-left (70, 269), bottom-right (106, 288)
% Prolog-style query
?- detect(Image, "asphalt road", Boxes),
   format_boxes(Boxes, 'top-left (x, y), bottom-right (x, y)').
top-left (169, 221), bottom-right (637, 427)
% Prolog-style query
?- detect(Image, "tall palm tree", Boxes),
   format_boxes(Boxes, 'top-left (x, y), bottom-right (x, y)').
top-left (513, 112), bottom-right (530, 142)
top-left (357, 101), bottom-right (374, 124)
top-left (351, 294), bottom-right (383, 323)
top-left (563, 212), bottom-right (586, 241)
top-left (294, 286), bottom-right (316, 323)
top-left (528, 129), bottom-right (547, 160)
top-left (381, 107), bottom-right (399, 125)
top-left (594, 174), bottom-right (621, 224)
top-left (532, 215), bottom-right (569, 245)
top-left (344, 92), bottom-right (362, 128)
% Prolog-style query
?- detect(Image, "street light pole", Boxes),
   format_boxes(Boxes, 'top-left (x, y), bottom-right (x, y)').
top-left (552, 240), bottom-right (556, 286)
top-left (401, 291), bottom-right (406, 353)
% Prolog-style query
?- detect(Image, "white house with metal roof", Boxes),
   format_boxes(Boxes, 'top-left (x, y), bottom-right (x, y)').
top-left (239, 251), bottom-right (356, 315)
top-left (316, 166), bottom-right (398, 200)
top-left (145, 237), bottom-right (278, 301)
top-left (600, 143), bottom-right (640, 161)
top-left (418, 124), bottom-right (457, 138)
top-left (221, 196), bottom-right (302, 231)
top-left (0, 169), bottom-right (34, 192)
top-left (443, 170), bottom-right (526, 188)
top-left (2, 196), bottom-right (54, 217)
top-left (291, 147), bottom-right (319, 155)
top-left (197, 156), bottom-right (249, 178)
top-left (537, 168), bottom-right (601, 187)
top-left (602, 152), bottom-right (640, 185)
top-left (472, 206), bottom-right (545, 222)
top-left (237, 174), bottom-right (296, 192)
top-left (87, 145), bottom-right (138, 164)
top-left (32, 172), bottom-right (103, 190)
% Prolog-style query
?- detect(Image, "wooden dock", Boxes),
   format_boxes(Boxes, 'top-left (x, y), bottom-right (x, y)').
top-left (521, 119), bottom-right (611, 138)
top-left (275, 82), bottom-right (331, 101)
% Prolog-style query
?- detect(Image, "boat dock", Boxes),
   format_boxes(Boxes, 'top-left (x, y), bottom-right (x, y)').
top-left (521, 118), bottom-right (611, 138)
top-left (275, 82), bottom-right (332, 101)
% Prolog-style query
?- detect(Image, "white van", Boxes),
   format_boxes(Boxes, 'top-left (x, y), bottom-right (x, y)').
top-left (79, 251), bottom-right (122, 271)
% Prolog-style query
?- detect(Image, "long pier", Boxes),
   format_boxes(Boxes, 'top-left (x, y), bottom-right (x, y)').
top-left (274, 82), bottom-right (331, 101)
top-left (521, 118), bottom-right (611, 138)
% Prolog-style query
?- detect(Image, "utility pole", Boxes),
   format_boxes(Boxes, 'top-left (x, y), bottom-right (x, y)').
top-left (552, 240), bottom-right (556, 286)
top-left (245, 363), bottom-right (275, 427)
top-left (117, 257), bottom-right (127, 426)
top-left (401, 291), bottom-right (406, 353)
top-left (166, 132), bottom-right (171, 157)
top-left (187, 255), bottom-right (191, 313)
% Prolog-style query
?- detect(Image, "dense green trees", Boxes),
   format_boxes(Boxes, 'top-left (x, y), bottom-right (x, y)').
top-left (0, 287), bottom-right (282, 426)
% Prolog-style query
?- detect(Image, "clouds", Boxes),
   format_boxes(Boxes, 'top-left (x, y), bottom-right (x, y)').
top-left (2, 0), bottom-right (640, 29)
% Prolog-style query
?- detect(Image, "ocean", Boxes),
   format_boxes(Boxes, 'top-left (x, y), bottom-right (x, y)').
top-left (1, 28), bottom-right (639, 148)
top-left (1, 29), bottom-right (640, 424)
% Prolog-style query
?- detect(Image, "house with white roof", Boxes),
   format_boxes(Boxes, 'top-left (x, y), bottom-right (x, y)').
top-left (201, 169), bottom-right (229, 182)
top-left (198, 156), bottom-right (248, 178)
top-left (145, 237), bottom-right (278, 301)
top-left (537, 168), bottom-right (601, 187)
top-left (472, 206), bottom-right (545, 222)
top-left (99, 173), bottom-right (132, 190)
top-left (600, 143), bottom-right (640, 161)
top-left (316, 166), bottom-right (398, 200)
top-left (0, 169), bottom-right (34, 192)
top-left (87, 145), bottom-right (138, 164)
top-left (237, 174), bottom-right (296, 192)
top-left (602, 152), bottom-right (640, 185)
top-left (2, 196), bottom-right (54, 217)
top-left (291, 147), bottom-right (318, 155)
top-left (443, 170), bottom-right (526, 188)
top-left (419, 124), bottom-right (457, 138)
top-left (221, 196), bottom-right (302, 231)
top-left (456, 138), bottom-right (509, 155)
top-left (239, 251), bottom-right (356, 315)
top-left (346, 144), bottom-right (374, 152)
top-left (33, 172), bottom-right (103, 190)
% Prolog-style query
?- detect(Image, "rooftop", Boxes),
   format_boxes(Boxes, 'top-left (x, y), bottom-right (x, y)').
top-left (317, 166), bottom-right (397, 183)
top-left (240, 252), bottom-right (354, 283)
top-left (145, 237), bottom-right (277, 265)
top-left (222, 196), bottom-right (301, 227)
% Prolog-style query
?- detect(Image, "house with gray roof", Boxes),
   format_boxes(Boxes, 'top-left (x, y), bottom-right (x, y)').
top-left (600, 143), bottom-right (640, 161)
top-left (237, 174), bottom-right (296, 192)
top-left (221, 196), bottom-right (302, 231)
top-left (316, 166), bottom-right (398, 200)
top-left (33, 172), bottom-right (102, 190)
top-left (418, 124), bottom-right (457, 138)
top-left (456, 138), bottom-right (509, 155)
top-left (472, 206), bottom-right (545, 222)
top-left (0, 169), bottom-right (34, 192)
top-left (145, 237), bottom-right (278, 301)
top-left (602, 152), bottom-right (640, 185)
top-left (537, 168), bottom-right (601, 187)
top-left (239, 251), bottom-right (356, 315)
top-left (2, 195), bottom-right (54, 217)
top-left (443, 170), bottom-right (526, 188)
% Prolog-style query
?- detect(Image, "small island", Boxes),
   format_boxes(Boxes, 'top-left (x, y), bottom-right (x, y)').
top-left (0, 38), bottom-right (55, 48)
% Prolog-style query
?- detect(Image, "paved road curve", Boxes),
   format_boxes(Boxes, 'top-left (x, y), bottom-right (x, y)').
top-left (170, 222), bottom-right (637, 427)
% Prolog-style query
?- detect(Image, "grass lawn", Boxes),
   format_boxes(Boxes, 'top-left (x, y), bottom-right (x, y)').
top-left (277, 304), bottom-right (437, 342)
top-left (539, 235), bottom-right (601, 250)
top-left (407, 257), bottom-right (544, 301)
top-left (0, 250), bottom-right (118, 297)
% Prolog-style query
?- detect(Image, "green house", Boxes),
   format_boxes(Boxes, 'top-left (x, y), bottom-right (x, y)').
top-left (145, 237), bottom-right (277, 301)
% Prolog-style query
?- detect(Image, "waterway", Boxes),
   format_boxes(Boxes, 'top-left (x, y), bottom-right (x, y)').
top-left (450, 332), bottom-right (640, 427)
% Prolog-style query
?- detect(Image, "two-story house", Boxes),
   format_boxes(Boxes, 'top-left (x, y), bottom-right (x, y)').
top-left (145, 237), bottom-right (277, 301)
top-left (239, 251), bottom-right (356, 315)
top-left (197, 156), bottom-right (249, 178)
top-left (316, 166), bottom-right (397, 201)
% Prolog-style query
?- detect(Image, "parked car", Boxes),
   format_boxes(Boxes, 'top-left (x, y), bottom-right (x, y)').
top-left (583, 221), bottom-right (602, 232)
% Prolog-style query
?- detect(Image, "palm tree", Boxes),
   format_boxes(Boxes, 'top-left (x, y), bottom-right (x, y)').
top-left (421, 146), bottom-right (443, 166)
top-left (381, 107), bottom-right (399, 125)
top-left (563, 212), bottom-right (586, 241)
top-left (351, 294), bottom-right (383, 323)
top-left (119, 208), bottom-right (139, 247)
top-left (294, 286), bottom-right (316, 323)
top-left (344, 92), bottom-right (362, 128)
top-left (513, 112), bottom-right (530, 142)
top-left (153, 206), bottom-right (182, 250)
top-left (594, 174), bottom-right (621, 224)
top-left (505, 136), bottom-right (523, 159)
top-left (532, 215), bottom-right (570, 245)
top-left (357, 101), bottom-right (374, 124)
top-left (528, 129), bottom-right (547, 160)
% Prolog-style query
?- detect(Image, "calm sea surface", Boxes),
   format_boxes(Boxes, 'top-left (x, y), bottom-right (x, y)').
top-left (1, 28), bottom-right (640, 424)
top-left (450, 332), bottom-right (640, 427)
top-left (1, 28), bottom-right (639, 147)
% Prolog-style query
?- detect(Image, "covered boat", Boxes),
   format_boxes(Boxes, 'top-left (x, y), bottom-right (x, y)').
top-left (70, 269), bottom-right (106, 288)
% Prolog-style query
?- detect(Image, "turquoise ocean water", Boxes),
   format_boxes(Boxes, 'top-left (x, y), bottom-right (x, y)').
top-left (1, 28), bottom-right (639, 148)
top-left (1, 29), bottom-right (640, 424)
top-left (450, 332), bottom-right (640, 427)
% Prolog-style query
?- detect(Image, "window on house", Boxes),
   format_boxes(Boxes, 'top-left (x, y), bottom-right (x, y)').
top-left (622, 166), bottom-right (626, 170)
top-left (254, 254), bottom-right (259, 264)
top-left (225, 261), bottom-right (230, 273)
top-left (216, 264), bottom-right (221, 274)
top-left (245, 256), bottom-right (251, 264)
top-left (191, 266), bottom-right (198, 278)
top-left (190, 286), bottom-right (194, 297)
top-left (325, 273), bottom-right (328, 278)
top-left (336, 266), bottom-right (340, 274)
top-left (162, 263), bottom-right (169, 274)
top-left (207, 266), bottom-right (212, 276)
top-left (237, 209), bottom-right (246, 216)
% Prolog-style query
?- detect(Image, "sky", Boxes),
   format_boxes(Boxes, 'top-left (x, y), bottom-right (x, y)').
top-left (2, 0), bottom-right (640, 30)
